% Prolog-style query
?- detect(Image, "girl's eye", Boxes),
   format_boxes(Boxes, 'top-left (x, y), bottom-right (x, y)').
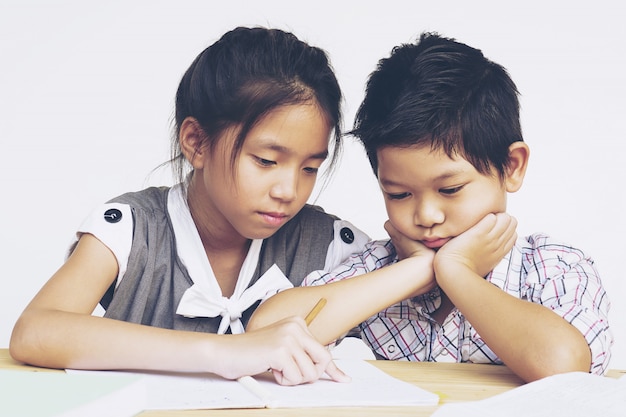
top-left (303, 167), bottom-right (319, 174)
top-left (387, 192), bottom-right (410, 200)
top-left (440, 185), bottom-right (464, 195)
top-left (255, 156), bottom-right (276, 167)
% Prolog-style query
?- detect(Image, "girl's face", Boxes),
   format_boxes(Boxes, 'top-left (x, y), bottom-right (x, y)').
top-left (193, 102), bottom-right (331, 241)
top-left (377, 145), bottom-right (509, 250)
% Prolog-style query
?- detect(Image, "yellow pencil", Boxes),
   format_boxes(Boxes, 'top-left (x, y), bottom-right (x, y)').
top-left (304, 298), bottom-right (327, 326)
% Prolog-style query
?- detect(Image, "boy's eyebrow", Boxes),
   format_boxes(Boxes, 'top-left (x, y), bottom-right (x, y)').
top-left (380, 169), bottom-right (466, 187)
top-left (431, 169), bottom-right (466, 181)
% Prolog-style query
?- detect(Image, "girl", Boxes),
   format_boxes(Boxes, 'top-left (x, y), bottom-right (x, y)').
top-left (9, 26), bottom-right (370, 386)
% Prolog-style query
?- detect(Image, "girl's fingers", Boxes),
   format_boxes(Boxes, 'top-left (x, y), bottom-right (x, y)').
top-left (266, 319), bottom-right (350, 385)
top-left (322, 360), bottom-right (351, 383)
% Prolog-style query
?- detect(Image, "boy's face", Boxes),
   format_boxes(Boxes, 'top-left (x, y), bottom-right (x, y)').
top-left (377, 145), bottom-right (507, 250)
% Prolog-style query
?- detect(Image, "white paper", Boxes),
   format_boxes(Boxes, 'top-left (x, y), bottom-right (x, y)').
top-left (69, 359), bottom-right (439, 410)
top-left (431, 372), bottom-right (626, 417)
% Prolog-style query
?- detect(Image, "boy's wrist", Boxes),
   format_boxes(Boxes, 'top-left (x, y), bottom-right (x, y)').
top-left (434, 259), bottom-right (480, 289)
top-left (399, 254), bottom-right (436, 295)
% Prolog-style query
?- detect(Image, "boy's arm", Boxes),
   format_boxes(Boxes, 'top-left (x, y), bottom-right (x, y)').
top-left (249, 213), bottom-right (519, 345)
top-left (248, 251), bottom-right (436, 345)
top-left (434, 214), bottom-right (592, 382)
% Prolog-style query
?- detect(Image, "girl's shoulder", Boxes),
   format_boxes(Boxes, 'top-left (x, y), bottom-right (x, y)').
top-left (108, 186), bottom-right (171, 209)
top-left (279, 204), bottom-right (338, 238)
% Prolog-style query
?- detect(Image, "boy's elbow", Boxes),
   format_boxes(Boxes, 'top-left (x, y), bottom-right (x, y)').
top-left (247, 297), bottom-right (283, 332)
top-left (525, 343), bottom-right (592, 382)
top-left (247, 289), bottom-right (307, 332)
top-left (551, 343), bottom-right (592, 375)
top-left (245, 312), bottom-right (265, 332)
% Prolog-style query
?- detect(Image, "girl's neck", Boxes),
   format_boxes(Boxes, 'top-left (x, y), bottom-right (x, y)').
top-left (186, 177), bottom-right (252, 297)
top-left (186, 175), bottom-right (249, 253)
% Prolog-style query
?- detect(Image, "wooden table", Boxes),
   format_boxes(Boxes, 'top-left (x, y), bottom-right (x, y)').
top-left (2, 349), bottom-right (623, 417)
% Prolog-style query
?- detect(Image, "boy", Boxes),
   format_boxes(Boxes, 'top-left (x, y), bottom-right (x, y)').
top-left (249, 33), bottom-right (612, 382)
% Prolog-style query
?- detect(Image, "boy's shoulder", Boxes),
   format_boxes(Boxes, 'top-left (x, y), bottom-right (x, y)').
top-left (517, 232), bottom-right (594, 267)
top-left (522, 233), bottom-right (588, 254)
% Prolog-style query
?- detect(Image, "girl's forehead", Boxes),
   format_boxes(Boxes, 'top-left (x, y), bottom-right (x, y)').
top-left (243, 104), bottom-right (331, 150)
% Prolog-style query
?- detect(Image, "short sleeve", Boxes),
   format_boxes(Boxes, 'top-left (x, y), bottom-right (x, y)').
top-left (523, 234), bottom-right (613, 374)
top-left (322, 219), bottom-right (370, 271)
top-left (70, 203), bottom-right (133, 286)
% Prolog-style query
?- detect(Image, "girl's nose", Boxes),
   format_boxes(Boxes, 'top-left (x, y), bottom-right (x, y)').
top-left (269, 171), bottom-right (298, 202)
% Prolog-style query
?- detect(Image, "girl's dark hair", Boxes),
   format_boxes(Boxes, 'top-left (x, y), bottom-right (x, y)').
top-left (352, 32), bottom-right (523, 179)
top-left (170, 26), bottom-right (342, 182)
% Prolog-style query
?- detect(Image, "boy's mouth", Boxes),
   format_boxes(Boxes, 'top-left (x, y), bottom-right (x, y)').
top-left (421, 237), bottom-right (450, 249)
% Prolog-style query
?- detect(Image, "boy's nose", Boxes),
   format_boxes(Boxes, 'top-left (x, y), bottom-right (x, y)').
top-left (414, 200), bottom-right (444, 228)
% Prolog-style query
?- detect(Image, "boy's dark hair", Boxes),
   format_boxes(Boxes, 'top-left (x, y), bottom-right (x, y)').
top-left (352, 32), bottom-right (523, 179)
top-left (171, 26), bottom-right (342, 182)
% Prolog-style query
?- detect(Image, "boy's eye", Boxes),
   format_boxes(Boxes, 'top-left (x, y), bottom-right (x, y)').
top-left (387, 192), bottom-right (410, 200)
top-left (440, 185), bottom-right (463, 195)
top-left (303, 167), bottom-right (319, 174)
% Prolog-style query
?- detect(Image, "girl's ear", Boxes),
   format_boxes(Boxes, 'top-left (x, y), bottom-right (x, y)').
top-left (179, 117), bottom-right (207, 169)
top-left (504, 141), bottom-right (530, 193)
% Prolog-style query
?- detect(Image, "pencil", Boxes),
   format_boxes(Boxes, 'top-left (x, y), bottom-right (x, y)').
top-left (304, 298), bottom-right (327, 326)
top-left (237, 375), bottom-right (275, 407)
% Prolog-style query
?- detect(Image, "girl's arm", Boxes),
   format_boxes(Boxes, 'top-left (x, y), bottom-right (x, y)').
top-left (10, 234), bottom-right (346, 385)
top-left (434, 214), bottom-right (591, 382)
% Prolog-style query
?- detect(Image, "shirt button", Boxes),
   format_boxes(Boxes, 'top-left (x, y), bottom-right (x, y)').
top-left (340, 227), bottom-right (355, 244)
top-left (386, 344), bottom-right (396, 354)
top-left (104, 208), bottom-right (122, 223)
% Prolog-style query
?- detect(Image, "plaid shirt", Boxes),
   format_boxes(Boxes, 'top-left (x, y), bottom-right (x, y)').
top-left (303, 234), bottom-right (613, 375)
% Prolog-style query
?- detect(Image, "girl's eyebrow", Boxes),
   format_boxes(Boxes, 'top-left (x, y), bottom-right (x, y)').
top-left (310, 150), bottom-right (329, 160)
top-left (256, 138), bottom-right (329, 160)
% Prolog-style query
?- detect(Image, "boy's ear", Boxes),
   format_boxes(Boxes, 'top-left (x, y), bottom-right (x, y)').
top-left (179, 117), bottom-right (207, 169)
top-left (504, 141), bottom-right (530, 193)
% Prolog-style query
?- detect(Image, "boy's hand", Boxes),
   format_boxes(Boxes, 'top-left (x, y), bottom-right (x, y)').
top-left (385, 220), bottom-right (437, 296)
top-left (385, 220), bottom-right (435, 261)
top-left (435, 213), bottom-right (517, 278)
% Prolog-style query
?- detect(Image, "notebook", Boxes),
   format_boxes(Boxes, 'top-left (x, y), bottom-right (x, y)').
top-left (69, 359), bottom-right (439, 410)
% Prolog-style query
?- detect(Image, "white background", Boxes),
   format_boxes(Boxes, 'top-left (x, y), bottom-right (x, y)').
top-left (1, 1), bottom-right (624, 369)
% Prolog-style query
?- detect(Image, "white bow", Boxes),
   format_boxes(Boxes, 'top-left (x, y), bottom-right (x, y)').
top-left (176, 264), bottom-right (293, 334)
top-left (167, 185), bottom-right (293, 334)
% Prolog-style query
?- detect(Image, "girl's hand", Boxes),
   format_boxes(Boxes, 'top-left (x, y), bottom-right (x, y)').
top-left (221, 316), bottom-right (350, 386)
top-left (435, 212), bottom-right (517, 278)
